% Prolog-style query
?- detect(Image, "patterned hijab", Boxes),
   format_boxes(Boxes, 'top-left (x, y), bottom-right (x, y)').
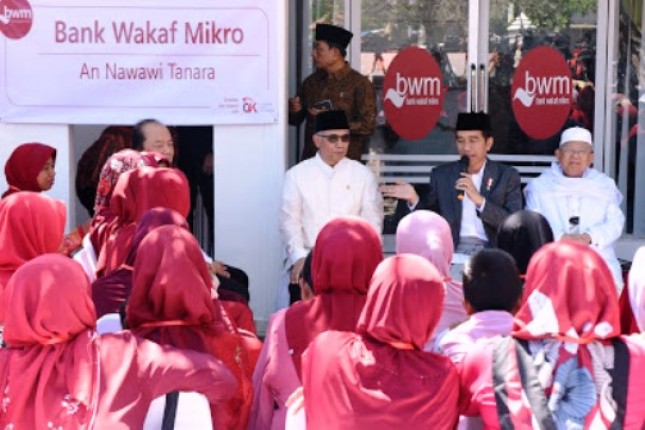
top-left (501, 241), bottom-right (621, 428)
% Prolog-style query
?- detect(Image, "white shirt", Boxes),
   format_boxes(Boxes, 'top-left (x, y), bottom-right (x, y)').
top-left (459, 163), bottom-right (488, 241)
top-left (525, 162), bottom-right (625, 292)
top-left (280, 153), bottom-right (383, 267)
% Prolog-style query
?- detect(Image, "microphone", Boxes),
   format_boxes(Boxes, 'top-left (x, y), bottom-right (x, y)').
top-left (457, 155), bottom-right (469, 201)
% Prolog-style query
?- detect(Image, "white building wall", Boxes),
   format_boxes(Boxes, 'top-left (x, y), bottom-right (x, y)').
top-left (0, 1), bottom-right (288, 333)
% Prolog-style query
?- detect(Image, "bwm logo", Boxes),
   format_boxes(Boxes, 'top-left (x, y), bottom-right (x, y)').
top-left (513, 70), bottom-right (571, 107)
top-left (0, 0), bottom-right (33, 40)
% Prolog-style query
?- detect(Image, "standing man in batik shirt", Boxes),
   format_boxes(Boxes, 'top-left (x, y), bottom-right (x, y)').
top-left (289, 24), bottom-right (376, 161)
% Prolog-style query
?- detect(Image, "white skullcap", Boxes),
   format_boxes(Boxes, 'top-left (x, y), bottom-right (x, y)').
top-left (560, 126), bottom-right (593, 147)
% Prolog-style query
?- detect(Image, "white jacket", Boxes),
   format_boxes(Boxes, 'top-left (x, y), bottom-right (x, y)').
top-left (280, 153), bottom-right (383, 267)
top-left (525, 162), bottom-right (625, 292)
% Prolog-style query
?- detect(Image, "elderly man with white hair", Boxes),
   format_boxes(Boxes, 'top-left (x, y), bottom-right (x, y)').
top-left (525, 126), bottom-right (625, 292)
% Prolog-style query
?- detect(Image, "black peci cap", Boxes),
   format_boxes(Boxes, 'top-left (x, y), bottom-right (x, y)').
top-left (315, 23), bottom-right (353, 49)
top-left (456, 112), bottom-right (492, 132)
top-left (315, 110), bottom-right (349, 133)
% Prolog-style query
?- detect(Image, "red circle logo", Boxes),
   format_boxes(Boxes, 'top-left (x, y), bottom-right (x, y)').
top-left (382, 46), bottom-right (445, 141)
top-left (0, 0), bottom-right (33, 40)
top-left (511, 46), bottom-right (572, 140)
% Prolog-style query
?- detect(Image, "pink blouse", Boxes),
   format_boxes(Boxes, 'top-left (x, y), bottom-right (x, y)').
top-left (250, 309), bottom-right (301, 430)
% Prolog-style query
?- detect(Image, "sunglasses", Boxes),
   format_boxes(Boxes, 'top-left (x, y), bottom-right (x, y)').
top-left (318, 133), bottom-right (350, 143)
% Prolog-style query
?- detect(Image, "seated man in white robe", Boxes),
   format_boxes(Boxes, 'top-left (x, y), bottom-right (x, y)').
top-left (525, 126), bottom-right (625, 292)
top-left (279, 110), bottom-right (383, 305)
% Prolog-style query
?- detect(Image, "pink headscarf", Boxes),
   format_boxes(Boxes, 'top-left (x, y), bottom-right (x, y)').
top-left (500, 242), bottom-right (621, 427)
top-left (396, 210), bottom-right (468, 347)
top-left (0, 192), bottom-right (66, 322)
top-left (302, 255), bottom-right (459, 429)
top-left (0, 254), bottom-right (98, 428)
top-left (284, 216), bottom-right (383, 378)
top-left (2, 143), bottom-right (56, 198)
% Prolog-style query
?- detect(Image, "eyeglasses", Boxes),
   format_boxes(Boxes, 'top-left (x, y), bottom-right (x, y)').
top-left (318, 133), bottom-right (350, 143)
top-left (560, 148), bottom-right (592, 156)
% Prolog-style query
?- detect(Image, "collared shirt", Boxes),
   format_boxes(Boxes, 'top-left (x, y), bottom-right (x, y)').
top-left (459, 162), bottom-right (488, 241)
top-left (289, 63), bottom-right (376, 159)
top-left (280, 153), bottom-right (383, 266)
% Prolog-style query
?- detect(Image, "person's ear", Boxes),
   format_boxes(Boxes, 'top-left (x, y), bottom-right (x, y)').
top-left (485, 136), bottom-right (494, 152)
top-left (463, 301), bottom-right (475, 316)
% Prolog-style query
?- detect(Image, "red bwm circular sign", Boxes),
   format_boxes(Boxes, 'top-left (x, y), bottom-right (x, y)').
top-left (382, 46), bottom-right (444, 141)
top-left (511, 46), bottom-right (572, 140)
top-left (0, 0), bottom-right (33, 40)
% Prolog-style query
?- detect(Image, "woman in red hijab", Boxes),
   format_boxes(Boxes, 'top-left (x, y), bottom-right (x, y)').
top-left (2, 143), bottom-right (56, 198)
top-left (87, 149), bottom-right (168, 261)
top-left (0, 192), bottom-right (66, 323)
top-left (0, 254), bottom-right (236, 429)
top-left (96, 165), bottom-right (190, 276)
top-left (127, 225), bottom-right (254, 430)
top-left (301, 254), bottom-right (459, 429)
top-left (250, 216), bottom-right (382, 430)
top-left (92, 207), bottom-right (189, 318)
top-left (458, 241), bottom-right (640, 428)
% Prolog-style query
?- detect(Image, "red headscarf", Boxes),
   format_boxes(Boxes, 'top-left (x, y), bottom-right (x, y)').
top-left (513, 241), bottom-right (620, 343)
top-left (2, 143), bottom-right (56, 198)
top-left (500, 241), bottom-right (621, 427)
top-left (0, 192), bottom-right (66, 322)
top-left (127, 225), bottom-right (252, 430)
top-left (0, 254), bottom-right (98, 428)
top-left (88, 149), bottom-right (167, 255)
top-left (96, 166), bottom-right (190, 276)
top-left (285, 216), bottom-right (383, 378)
top-left (302, 255), bottom-right (459, 429)
top-left (91, 207), bottom-right (189, 318)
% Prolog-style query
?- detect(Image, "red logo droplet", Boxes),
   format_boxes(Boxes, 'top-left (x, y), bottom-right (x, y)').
top-left (511, 46), bottom-right (572, 140)
top-left (382, 46), bottom-right (445, 141)
top-left (0, 0), bottom-right (33, 40)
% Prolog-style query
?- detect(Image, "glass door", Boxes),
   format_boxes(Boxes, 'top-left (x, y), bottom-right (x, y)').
top-left (297, 1), bottom-right (644, 237)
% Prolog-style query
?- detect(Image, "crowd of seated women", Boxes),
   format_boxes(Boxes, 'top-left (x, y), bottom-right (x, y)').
top-left (2, 140), bottom-right (645, 429)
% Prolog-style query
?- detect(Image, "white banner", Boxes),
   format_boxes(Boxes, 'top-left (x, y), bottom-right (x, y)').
top-left (0, 0), bottom-right (278, 124)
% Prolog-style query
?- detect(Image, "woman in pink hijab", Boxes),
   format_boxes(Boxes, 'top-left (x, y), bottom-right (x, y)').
top-left (396, 210), bottom-right (468, 349)
top-left (0, 254), bottom-right (236, 429)
top-left (2, 143), bottom-right (56, 198)
top-left (301, 255), bottom-right (459, 429)
top-left (459, 241), bottom-right (645, 427)
top-left (0, 192), bottom-right (66, 323)
top-left (250, 216), bottom-right (383, 430)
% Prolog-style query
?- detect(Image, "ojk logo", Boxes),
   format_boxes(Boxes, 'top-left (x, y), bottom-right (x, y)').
top-left (243, 97), bottom-right (257, 113)
top-left (382, 46), bottom-right (444, 141)
top-left (511, 46), bottom-right (572, 140)
top-left (0, 0), bottom-right (33, 40)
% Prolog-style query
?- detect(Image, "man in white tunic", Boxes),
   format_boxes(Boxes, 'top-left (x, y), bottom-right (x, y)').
top-left (525, 126), bottom-right (625, 292)
top-left (279, 110), bottom-right (383, 305)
